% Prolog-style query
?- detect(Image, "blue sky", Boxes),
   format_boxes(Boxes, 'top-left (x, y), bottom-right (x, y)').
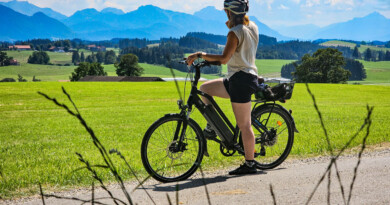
top-left (1, 0), bottom-right (390, 27)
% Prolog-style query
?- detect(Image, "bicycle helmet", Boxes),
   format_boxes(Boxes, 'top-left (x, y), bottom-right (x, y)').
top-left (224, 0), bottom-right (249, 15)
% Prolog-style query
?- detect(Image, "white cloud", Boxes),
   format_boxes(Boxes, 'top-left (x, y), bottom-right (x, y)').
top-left (325, 0), bottom-right (354, 6)
top-left (291, 0), bottom-right (301, 3)
top-left (278, 4), bottom-right (290, 10)
top-left (303, 0), bottom-right (321, 7)
top-left (254, 0), bottom-right (275, 10)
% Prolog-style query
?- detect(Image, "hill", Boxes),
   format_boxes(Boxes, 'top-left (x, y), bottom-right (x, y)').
top-left (194, 6), bottom-right (290, 41)
top-left (0, 5), bottom-right (72, 41)
top-left (0, 0), bottom-right (66, 20)
top-left (312, 12), bottom-right (390, 41)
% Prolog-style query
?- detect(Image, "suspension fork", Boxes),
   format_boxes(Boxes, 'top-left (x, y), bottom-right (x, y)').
top-left (172, 108), bottom-right (191, 151)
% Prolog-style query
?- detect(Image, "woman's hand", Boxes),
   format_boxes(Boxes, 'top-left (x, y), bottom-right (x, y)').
top-left (186, 52), bottom-right (201, 65)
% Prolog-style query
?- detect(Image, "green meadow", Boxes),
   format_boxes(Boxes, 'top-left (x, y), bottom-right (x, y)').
top-left (0, 82), bottom-right (389, 198)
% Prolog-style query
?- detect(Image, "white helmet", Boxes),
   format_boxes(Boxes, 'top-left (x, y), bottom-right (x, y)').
top-left (224, 0), bottom-right (249, 15)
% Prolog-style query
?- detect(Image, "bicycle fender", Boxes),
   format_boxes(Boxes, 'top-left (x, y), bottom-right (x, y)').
top-left (253, 104), bottom-right (299, 133)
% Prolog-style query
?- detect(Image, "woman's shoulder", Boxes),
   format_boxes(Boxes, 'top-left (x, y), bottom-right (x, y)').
top-left (248, 21), bottom-right (258, 29)
top-left (230, 24), bottom-right (244, 32)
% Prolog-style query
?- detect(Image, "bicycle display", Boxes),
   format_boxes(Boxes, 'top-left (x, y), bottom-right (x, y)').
top-left (141, 61), bottom-right (299, 183)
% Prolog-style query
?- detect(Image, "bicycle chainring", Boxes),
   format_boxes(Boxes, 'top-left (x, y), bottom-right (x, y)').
top-left (220, 144), bottom-right (236, 156)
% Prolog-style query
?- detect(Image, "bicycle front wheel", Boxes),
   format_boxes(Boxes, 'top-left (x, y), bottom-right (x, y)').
top-left (252, 106), bottom-right (294, 169)
top-left (141, 114), bottom-right (204, 183)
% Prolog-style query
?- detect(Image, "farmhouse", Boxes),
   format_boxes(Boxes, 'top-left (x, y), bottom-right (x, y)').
top-left (8, 45), bottom-right (31, 50)
top-left (87, 45), bottom-right (106, 52)
top-left (9, 59), bottom-right (19, 65)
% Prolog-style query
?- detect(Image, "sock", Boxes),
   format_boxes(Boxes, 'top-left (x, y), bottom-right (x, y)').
top-left (245, 160), bottom-right (255, 167)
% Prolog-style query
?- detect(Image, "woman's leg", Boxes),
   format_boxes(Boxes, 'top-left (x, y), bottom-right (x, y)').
top-left (231, 102), bottom-right (255, 160)
top-left (200, 78), bottom-right (230, 104)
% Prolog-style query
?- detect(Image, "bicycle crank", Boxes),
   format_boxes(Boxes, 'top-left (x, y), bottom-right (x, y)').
top-left (220, 144), bottom-right (236, 156)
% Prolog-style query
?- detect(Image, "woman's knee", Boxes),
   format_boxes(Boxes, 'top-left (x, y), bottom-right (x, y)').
top-left (237, 122), bottom-right (252, 132)
top-left (200, 83), bottom-right (208, 92)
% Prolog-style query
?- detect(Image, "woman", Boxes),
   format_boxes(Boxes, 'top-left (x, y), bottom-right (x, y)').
top-left (186, 0), bottom-right (259, 175)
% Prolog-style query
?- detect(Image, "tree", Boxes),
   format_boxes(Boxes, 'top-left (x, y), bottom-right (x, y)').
top-left (352, 46), bottom-right (360, 59)
top-left (0, 51), bottom-right (13, 66)
top-left (86, 54), bottom-right (97, 63)
top-left (281, 61), bottom-right (299, 79)
top-left (28, 51), bottom-right (50, 64)
top-left (364, 48), bottom-right (373, 61)
top-left (104, 50), bottom-right (117, 64)
top-left (69, 62), bottom-right (107, 81)
top-left (385, 51), bottom-right (390, 61)
top-left (343, 58), bottom-right (366, 81)
top-left (378, 51), bottom-right (385, 61)
top-left (72, 51), bottom-right (80, 64)
top-left (96, 51), bottom-right (104, 63)
top-left (80, 52), bottom-right (85, 62)
top-left (293, 48), bottom-right (350, 83)
top-left (115, 54), bottom-right (143, 76)
top-left (385, 41), bottom-right (390, 48)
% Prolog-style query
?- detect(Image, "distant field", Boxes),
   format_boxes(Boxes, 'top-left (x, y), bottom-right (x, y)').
top-left (320, 40), bottom-right (390, 53)
top-left (358, 60), bottom-right (390, 85)
top-left (2, 50), bottom-right (389, 84)
top-left (0, 82), bottom-right (389, 198)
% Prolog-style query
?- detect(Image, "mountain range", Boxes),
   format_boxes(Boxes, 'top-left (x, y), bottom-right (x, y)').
top-left (0, 0), bottom-right (389, 42)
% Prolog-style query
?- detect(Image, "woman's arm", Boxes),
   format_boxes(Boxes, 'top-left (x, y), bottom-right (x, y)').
top-left (186, 32), bottom-right (239, 65)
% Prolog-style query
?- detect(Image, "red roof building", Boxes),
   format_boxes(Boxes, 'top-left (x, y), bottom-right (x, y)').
top-left (9, 45), bottom-right (32, 50)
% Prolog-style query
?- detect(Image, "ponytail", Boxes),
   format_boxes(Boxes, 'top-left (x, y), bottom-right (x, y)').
top-left (227, 13), bottom-right (250, 28)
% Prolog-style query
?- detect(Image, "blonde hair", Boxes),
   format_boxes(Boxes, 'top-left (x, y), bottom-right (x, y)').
top-left (227, 14), bottom-right (250, 29)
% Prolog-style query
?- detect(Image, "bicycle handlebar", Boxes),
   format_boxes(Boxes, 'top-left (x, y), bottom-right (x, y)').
top-left (178, 59), bottom-right (221, 87)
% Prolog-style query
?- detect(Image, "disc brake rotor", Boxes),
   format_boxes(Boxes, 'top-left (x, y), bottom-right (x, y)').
top-left (166, 141), bottom-right (184, 160)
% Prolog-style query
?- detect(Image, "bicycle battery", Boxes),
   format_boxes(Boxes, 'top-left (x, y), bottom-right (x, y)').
top-left (201, 104), bottom-right (234, 147)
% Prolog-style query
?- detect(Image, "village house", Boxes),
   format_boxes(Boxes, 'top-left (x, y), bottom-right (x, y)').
top-left (8, 45), bottom-right (32, 51)
top-left (87, 44), bottom-right (106, 52)
top-left (49, 46), bottom-right (65, 52)
top-left (9, 59), bottom-right (19, 65)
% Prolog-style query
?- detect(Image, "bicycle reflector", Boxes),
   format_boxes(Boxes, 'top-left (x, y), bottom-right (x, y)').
top-left (277, 121), bottom-right (283, 126)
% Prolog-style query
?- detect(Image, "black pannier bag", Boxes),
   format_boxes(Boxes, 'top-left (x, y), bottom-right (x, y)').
top-left (255, 79), bottom-right (294, 102)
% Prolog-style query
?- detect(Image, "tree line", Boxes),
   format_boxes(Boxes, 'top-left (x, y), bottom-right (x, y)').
top-left (120, 41), bottom-right (222, 75)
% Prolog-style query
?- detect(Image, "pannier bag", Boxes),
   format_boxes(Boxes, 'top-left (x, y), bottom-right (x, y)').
top-left (255, 82), bottom-right (294, 102)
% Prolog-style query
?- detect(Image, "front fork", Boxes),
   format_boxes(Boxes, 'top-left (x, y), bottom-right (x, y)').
top-left (171, 100), bottom-right (192, 152)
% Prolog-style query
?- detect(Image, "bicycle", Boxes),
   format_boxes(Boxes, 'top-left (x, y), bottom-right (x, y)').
top-left (141, 60), bottom-right (299, 183)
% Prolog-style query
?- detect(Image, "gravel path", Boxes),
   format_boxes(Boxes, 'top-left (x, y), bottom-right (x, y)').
top-left (4, 148), bottom-right (390, 205)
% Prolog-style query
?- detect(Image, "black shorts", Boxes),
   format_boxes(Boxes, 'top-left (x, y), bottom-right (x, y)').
top-left (223, 71), bottom-right (258, 103)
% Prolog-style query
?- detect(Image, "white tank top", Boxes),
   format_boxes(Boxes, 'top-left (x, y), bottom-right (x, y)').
top-left (226, 21), bottom-right (259, 79)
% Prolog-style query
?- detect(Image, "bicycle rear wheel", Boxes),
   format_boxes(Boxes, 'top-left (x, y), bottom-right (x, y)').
top-left (252, 106), bottom-right (294, 169)
top-left (141, 114), bottom-right (204, 183)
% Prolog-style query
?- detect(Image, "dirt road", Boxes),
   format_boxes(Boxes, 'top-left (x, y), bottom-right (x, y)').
top-left (7, 148), bottom-right (390, 205)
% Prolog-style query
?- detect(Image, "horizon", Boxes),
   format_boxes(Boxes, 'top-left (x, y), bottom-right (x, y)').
top-left (0, 0), bottom-right (390, 27)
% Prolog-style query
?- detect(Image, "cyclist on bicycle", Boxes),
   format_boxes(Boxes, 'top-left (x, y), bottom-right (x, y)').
top-left (187, 0), bottom-right (259, 175)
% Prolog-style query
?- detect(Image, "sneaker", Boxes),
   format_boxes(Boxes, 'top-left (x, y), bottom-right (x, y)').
top-left (228, 162), bottom-right (257, 175)
top-left (203, 124), bottom-right (217, 140)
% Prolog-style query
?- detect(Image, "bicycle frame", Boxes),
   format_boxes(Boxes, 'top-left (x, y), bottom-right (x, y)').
top-left (173, 61), bottom-right (270, 152)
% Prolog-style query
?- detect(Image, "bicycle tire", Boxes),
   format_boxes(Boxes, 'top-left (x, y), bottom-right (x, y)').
top-left (252, 106), bottom-right (294, 169)
top-left (141, 114), bottom-right (204, 183)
